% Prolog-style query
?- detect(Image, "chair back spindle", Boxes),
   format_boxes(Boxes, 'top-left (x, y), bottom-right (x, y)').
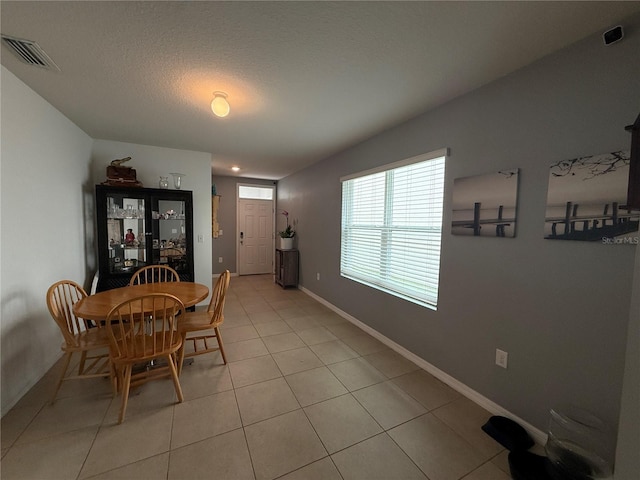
top-left (129, 265), bottom-right (180, 286)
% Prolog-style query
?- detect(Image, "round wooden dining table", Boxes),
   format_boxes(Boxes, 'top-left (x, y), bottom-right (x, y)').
top-left (73, 282), bottom-right (209, 321)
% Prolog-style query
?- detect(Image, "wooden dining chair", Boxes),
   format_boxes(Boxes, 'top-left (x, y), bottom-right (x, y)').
top-left (105, 293), bottom-right (185, 424)
top-left (177, 270), bottom-right (230, 374)
top-left (46, 280), bottom-right (111, 403)
top-left (129, 265), bottom-right (180, 286)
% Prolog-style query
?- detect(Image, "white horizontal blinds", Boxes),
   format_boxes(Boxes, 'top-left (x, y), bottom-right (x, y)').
top-left (341, 172), bottom-right (386, 287)
top-left (341, 153), bottom-right (446, 308)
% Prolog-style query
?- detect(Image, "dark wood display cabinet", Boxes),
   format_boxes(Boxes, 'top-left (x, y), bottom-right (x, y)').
top-left (95, 185), bottom-right (194, 291)
top-left (275, 248), bottom-right (299, 288)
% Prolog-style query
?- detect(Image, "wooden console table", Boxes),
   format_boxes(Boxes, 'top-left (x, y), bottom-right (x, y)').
top-left (275, 249), bottom-right (298, 288)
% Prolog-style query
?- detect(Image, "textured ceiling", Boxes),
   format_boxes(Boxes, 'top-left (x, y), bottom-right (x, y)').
top-left (2, 1), bottom-right (640, 180)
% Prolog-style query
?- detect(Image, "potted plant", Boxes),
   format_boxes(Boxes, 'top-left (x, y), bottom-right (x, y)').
top-left (278, 210), bottom-right (295, 249)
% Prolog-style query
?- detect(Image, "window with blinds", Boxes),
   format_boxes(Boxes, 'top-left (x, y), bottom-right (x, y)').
top-left (340, 149), bottom-right (447, 309)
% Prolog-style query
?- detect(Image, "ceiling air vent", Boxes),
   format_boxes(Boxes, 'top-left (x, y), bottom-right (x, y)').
top-left (1, 34), bottom-right (60, 71)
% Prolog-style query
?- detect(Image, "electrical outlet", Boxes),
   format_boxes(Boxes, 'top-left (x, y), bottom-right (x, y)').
top-left (316, 272), bottom-right (320, 280)
top-left (495, 349), bottom-right (508, 369)
top-left (218, 257), bottom-right (223, 263)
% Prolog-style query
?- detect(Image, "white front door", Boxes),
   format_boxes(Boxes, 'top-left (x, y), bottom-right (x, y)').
top-left (238, 198), bottom-right (274, 275)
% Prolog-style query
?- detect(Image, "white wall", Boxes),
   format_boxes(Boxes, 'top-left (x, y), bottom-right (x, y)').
top-left (1, 66), bottom-right (94, 415)
top-left (0, 72), bottom-right (213, 415)
top-left (91, 140), bottom-right (212, 292)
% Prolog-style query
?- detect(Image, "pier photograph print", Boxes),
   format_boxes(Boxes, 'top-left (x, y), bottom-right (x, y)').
top-left (544, 150), bottom-right (639, 242)
top-left (451, 169), bottom-right (519, 238)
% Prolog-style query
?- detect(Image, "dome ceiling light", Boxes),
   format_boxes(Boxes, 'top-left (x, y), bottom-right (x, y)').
top-left (211, 91), bottom-right (230, 117)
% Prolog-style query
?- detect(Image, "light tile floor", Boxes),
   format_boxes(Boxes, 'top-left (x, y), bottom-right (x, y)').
top-left (1, 275), bottom-right (515, 480)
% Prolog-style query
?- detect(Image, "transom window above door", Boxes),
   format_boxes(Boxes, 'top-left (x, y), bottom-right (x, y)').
top-left (239, 186), bottom-right (274, 200)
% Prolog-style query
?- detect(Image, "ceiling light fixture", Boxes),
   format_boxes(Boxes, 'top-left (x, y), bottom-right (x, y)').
top-left (231, 166), bottom-right (240, 172)
top-left (211, 91), bottom-right (230, 117)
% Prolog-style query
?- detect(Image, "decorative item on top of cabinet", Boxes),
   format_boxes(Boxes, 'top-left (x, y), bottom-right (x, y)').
top-left (275, 248), bottom-right (298, 288)
top-left (280, 237), bottom-right (293, 250)
top-left (102, 157), bottom-right (143, 187)
top-left (95, 184), bottom-right (194, 291)
top-left (170, 173), bottom-right (185, 190)
top-left (278, 210), bottom-right (296, 249)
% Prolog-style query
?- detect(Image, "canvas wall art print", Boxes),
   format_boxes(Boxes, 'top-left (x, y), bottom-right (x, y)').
top-left (452, 169), bottom-right (519, 238)
top-left (544, 150), bottom-right (639, 242)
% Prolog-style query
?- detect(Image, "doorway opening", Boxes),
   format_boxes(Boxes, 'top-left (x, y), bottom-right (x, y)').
top-left (237, 184), bottom-right (275, 275)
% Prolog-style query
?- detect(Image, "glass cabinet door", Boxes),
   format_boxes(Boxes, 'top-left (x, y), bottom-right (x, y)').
top-left (153, 199), bottom-right (188, 273)
top-left (106, 195), bottom-right (147, 274)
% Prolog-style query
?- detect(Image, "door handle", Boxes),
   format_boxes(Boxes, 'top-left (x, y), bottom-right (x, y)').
top-left (240, 231), bottom-right (243, 245)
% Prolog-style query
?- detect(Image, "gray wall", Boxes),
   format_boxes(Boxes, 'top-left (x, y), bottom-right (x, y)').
top-left (614, 242), bottom-right (640, 478)
top-left (212, 175), bottom-right (277, 274)
top-left (277, 13), bottom-right (640, 438)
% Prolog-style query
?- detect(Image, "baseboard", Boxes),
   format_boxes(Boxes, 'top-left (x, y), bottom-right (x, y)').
top-left (299, 285), bottom-right (548, 446)
top-left (213, 272), bottom-right (240, 278)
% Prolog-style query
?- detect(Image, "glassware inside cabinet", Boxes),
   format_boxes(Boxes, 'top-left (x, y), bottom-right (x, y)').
top-left (106, 196), bottom-right (147, 274)
top-left (157, 199), bottom-right (187, 272)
